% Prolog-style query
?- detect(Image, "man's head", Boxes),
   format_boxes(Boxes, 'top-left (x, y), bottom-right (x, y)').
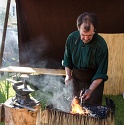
top-left (77, 12), bottom-right (97, 43)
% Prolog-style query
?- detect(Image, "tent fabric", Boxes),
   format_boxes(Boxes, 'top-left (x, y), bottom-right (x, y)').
top-left (16, 0), bottom-right (124, 68)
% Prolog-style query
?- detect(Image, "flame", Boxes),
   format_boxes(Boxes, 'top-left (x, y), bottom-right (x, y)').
top-left (70, 97), bottom-right (90, 115)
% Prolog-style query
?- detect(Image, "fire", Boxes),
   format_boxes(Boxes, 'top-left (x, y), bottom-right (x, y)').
top-left (70, 97), bottom-right (90, 115)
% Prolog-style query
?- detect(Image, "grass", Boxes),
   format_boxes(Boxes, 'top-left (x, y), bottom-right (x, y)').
top-left (0, 80), bottom-right (124, 125)
top-left (103, 95), bottom-right (124, 125)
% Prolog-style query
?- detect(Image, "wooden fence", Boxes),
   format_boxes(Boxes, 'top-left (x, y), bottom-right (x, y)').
top-left (99, 33), bottom-right (124, 95)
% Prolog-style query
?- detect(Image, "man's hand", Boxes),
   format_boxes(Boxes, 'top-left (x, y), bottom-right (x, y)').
top-left (65, 75), bottom-right (72, 86)
top-left (82, 79), bottom-right (103, 100)
top-left (65, 67), bottom-right (72, 86)
top-left (82, 89), bottom-right (93, 100)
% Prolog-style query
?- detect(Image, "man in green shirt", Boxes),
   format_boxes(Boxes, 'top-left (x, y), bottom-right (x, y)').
top-left (62, 12), bottom-right (108, 105)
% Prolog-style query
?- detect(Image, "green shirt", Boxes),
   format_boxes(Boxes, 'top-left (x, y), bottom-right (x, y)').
top-left (62, 31), bottom-right (108, 81)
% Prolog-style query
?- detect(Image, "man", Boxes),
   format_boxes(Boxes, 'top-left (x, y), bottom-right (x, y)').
top-left (62, 12), bottom-right (108, 105)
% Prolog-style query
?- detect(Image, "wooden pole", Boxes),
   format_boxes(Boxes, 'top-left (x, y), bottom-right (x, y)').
top-left (0, 104), bottom-right (2, 122)
top-left (0, 103), bottom-right (5, 122)
top-left (0, 0), bottom-right (11, 67)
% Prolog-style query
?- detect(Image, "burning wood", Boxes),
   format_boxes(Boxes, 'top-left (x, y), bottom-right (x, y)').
top-left (70, 96), bottom-right (90, 115)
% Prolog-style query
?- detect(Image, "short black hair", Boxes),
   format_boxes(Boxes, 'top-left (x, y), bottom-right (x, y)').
top-left (77, 12), bottom-right (97, 31)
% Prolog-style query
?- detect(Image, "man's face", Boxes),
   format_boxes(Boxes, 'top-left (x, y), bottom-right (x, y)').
top-left (79, 23), bottom-right (95, 43)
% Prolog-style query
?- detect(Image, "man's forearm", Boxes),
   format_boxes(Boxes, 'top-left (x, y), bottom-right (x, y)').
top-left (89, 79), bottom-right (103, 92)
top-left (64, 67), bottom-right (72, 83)
top-left (65, 67), bottom-right (72, 77)
top-left (82, 79), bottom-right (103, 100)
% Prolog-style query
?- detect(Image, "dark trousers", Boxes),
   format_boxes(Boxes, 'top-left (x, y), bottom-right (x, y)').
top-left (72, 67), bottom-right (104, 105)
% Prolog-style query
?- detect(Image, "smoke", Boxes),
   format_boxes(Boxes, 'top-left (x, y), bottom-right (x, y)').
top-left (28, 75), bottom-right (74, 112)
top-left (1, 28), bottom-right (19, 67)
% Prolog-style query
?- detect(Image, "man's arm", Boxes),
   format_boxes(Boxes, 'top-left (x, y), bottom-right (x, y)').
top-left (83, 79), bottom-right (103, 100)
top-left (65, 67), bottom-right (72, 85)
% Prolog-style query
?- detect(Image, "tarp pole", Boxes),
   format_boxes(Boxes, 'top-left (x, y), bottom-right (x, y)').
top-left (0, 0), bottom-right (11, 67)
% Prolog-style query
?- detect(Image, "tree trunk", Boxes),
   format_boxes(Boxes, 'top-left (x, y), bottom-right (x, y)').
top-left (4, 98), bottom-right (41, 125)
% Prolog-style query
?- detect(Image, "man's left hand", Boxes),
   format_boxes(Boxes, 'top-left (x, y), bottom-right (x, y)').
top-left (82, 89), bottom-right (93, 100)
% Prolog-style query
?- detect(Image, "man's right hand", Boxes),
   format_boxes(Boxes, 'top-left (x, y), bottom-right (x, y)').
top-left (65, 67), bottom-right (72, 85)
top-left (65, 75), bottom-right (72, 86)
